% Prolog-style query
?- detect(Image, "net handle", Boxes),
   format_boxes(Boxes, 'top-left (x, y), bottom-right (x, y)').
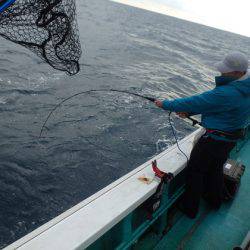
top-left (0, 0), bottom-right (15, 13)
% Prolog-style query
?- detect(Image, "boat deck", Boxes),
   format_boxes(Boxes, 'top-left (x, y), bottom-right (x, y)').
top-left (155, 140), bottom-right (250, 250)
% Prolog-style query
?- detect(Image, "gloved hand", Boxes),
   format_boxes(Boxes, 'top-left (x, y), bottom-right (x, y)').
top-left (154, 100), bottom-right (163, 108)
top-left (176, 112), bottom-right (189, 118)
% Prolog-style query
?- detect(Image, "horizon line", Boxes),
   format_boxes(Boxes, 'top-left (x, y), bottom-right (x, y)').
top-left (110, 0), bottom-right (250, 38)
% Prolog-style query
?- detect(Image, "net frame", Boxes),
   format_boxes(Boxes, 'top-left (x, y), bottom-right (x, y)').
top-left (0, 0), bottom-right (82, 75)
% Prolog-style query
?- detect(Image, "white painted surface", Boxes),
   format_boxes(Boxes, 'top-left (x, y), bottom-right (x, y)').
top-left (5, 128), bottom-right (203, 250)
top-left (224, 163), bottom-right (232, 170)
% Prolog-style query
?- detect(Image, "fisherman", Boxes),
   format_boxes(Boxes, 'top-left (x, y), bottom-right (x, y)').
top-left (155, 52), bottom-right (250, 218)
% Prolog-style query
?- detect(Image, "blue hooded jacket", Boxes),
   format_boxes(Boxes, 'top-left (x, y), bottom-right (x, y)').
top-left (162, 72), bottom-right (250, 137)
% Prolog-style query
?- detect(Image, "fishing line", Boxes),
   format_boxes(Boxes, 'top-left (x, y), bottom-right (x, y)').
top-left (39, 89), bottom-right (199, 163)
top-left (168, 111), bottom-right (189, 163)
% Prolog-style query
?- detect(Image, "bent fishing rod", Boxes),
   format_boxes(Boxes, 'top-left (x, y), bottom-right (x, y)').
top-left (39, 89), bottom-right (200, 138)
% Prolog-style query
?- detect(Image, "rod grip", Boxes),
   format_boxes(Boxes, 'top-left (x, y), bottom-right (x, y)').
top-left (145, 97), bottom-right (156, 102)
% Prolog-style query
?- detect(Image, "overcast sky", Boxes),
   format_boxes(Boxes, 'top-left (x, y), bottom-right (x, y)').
top-left (112, 0), bottom-right (250, 37)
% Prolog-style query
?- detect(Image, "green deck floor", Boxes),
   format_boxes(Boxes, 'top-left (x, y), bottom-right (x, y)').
top-left (155, 140), bottom-right (250, 250)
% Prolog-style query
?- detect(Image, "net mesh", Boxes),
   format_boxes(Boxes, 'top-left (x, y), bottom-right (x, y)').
top-left (0, 0), bottom-right (82, 75)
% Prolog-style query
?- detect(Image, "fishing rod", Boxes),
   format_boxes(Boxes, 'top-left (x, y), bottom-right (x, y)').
top-left (39, 89), bottom-right (153, 138)
top-left (39, 89), bottom-right (200, 138)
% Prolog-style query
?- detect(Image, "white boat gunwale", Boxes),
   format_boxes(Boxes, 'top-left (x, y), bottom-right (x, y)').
top-left (5, 128), bottom-right (204, 250)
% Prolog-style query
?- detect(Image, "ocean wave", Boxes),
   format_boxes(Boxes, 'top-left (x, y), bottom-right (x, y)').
top-left (0, 0), bottom-right (249, 247)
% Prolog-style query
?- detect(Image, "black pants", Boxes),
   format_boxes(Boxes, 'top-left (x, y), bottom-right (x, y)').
top-left (182, 135), bottom-right (236, 218)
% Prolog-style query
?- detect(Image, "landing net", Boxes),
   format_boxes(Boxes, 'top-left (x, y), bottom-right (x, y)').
top-left (0, 0), bottom-right (82, 75)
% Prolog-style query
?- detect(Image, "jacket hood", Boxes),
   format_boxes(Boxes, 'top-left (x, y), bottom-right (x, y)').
top-left (231, 70), bottom-right (250, 97)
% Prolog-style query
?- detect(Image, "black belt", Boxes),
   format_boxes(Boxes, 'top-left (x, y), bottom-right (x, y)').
top-left (206, 128), bottom-right (246, 140)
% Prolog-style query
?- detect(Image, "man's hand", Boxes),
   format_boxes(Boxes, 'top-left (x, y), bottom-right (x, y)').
top-left (154, 100), bottom-right (163, 108)
top-left (176, 112), bottom-right (189, 118)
